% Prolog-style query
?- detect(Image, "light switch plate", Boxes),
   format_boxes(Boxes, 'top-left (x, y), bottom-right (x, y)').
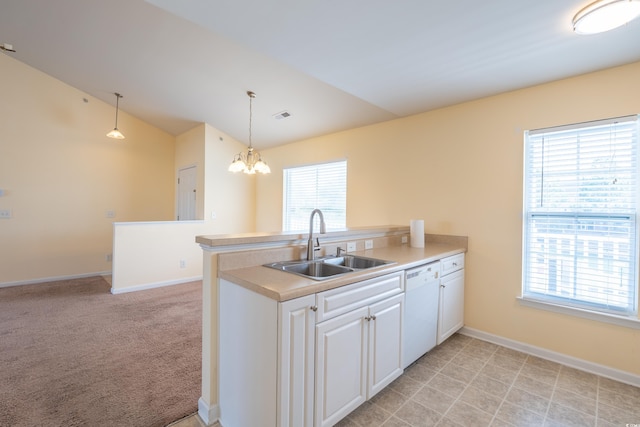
top-left (347, 241), bottom-right (357, 252)
top-left (365, 240), bottom-right (373, 250)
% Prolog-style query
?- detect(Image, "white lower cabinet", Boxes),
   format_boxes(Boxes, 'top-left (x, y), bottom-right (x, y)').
top-left (315, 293), bottom-right (404, 427)
top-left (437, 254), bottom-right (465, 344)
top-left (220, 272), bottom-right (403, 427)
top-left (278, 295), bottom-right (316, 427)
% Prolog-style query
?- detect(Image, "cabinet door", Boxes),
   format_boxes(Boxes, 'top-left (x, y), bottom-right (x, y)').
top-left (437, 269), bottom-right (465, 344)
top-left (278, 295), bottom-right (316, 427)
top-left (368, 293), bottom-right (404, 397)
top-left (315, 306), bottom-right (368, 427)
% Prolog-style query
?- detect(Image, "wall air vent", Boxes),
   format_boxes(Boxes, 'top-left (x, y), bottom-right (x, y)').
top-left (273, 110), bottom-right (292, 120)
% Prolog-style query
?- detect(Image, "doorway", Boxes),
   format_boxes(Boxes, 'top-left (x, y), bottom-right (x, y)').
top-left (177, 166), bottom-right (197, 220)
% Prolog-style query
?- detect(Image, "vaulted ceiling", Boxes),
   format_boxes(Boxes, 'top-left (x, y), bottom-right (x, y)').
top-left (1, 0), bottom-right (639, 148)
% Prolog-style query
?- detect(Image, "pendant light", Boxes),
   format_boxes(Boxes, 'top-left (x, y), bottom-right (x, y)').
top-left (106, 92), bottom-right (125, 140)
top-left (573, 0), bottom-right (640, 34)
top-left (228, 91), bottom-right (270, 175)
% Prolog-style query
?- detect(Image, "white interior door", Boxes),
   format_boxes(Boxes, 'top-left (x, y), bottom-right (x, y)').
top-left (177, 166), bottom-right (197, 220)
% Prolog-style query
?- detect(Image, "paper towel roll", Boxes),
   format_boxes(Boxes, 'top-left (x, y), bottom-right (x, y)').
top-left (410, 219), bottom-right (424, 248)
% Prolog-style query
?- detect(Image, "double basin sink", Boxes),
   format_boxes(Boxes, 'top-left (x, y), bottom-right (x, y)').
top-left (264, 254), bottom-right (395, 280)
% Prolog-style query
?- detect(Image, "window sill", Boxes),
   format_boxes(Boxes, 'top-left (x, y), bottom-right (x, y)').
top-left (517, 296), bottom-right (640, 330)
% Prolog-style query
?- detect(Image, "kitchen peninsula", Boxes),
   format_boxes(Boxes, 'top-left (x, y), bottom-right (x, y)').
top-left (195, 226), bottom-right (467, 427)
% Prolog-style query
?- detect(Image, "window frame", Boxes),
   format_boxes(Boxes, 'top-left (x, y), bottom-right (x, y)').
top-left (282, 160), bottom-right (347, 232)
top-left (521, 115), bottom-right (640, 320)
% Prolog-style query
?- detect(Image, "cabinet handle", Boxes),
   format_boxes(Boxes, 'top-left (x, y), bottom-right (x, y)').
top-left (441, 284), bottom-right (445, 288)
top-left (365, 314), bottom-right (377, 321)
top-left (310, 305), bottom-right (318, 312)
top-left (452, 262), bottom-right (458, 266)
top-left (371, 314), bottom-right (376, 321)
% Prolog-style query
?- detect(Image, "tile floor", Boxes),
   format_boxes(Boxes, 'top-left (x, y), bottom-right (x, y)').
top-left (336, 334), bottom-right (640, 427)
top-left (168, 334), bottom-right (640, 427)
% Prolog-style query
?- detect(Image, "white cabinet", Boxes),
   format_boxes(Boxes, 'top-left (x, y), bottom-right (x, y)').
top-left (367, 293), bottom-right (404, 395)
top-left (278, 295), bottom-right (316, 427)
top-left (315, 274), bottom-right (404, 427)
top-left (315, 306), bottom-right (368, 427)
top-left (437, 253), bottom-right (465, 344)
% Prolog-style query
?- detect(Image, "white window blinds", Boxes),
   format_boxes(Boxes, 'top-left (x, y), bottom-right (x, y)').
top-left (523, 116), bottom-right (639, 315)
top-left (283, 160), bottom-right (347, 232)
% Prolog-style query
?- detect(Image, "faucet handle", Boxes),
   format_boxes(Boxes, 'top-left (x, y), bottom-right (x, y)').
top-left (336, 246), bottom-right (345, 256)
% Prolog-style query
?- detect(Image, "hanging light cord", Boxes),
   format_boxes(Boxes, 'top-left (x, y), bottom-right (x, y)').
top-left (114, 93), bottom-right (122, 128)
top-left (248, 91), bottom-right (255, 149)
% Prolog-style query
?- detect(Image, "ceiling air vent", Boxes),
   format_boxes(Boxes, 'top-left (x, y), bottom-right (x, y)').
top-left (273, 110), bottom-right (292, 120)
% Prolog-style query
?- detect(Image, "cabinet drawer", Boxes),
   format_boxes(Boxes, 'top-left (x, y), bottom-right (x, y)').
top-left (440, 253), bottom-right (464, 276)
top-left (316, 272), bottom-right (404, 323)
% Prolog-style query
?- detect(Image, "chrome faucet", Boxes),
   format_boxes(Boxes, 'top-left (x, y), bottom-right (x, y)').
top-left (307, 209), bottom-right (326, 260)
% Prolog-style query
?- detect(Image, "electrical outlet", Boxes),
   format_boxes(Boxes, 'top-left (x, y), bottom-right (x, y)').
top-left (0, 209), bottom-right (11, 219)
top-left (106, 210), bottom-right (115, 218)
top-left (347, 241), bottom-right (357, 252)
top-left (211, 211), bottom-right (217, 219)
top-left (180, 260), bottom-right (186, 268)
top-left (106, 254), bottom-right (112, 262)
top-left (401, 236), bottom-right (408, 244)
top-left (365, 240), bottom-right (373, 250)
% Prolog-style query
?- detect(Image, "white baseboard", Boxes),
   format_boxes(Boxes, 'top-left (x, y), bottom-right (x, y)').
top-left (198, 397), bottom-right (220, 426)
top-left (460, 326), bottom-right (640, 388)
top-left (110, 276), bottom-right (203, 294)
top-left (0, 271), bottom-right (112, 289)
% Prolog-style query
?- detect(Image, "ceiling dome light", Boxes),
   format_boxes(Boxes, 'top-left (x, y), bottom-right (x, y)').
top-left (573, 0), bottom-right (640, 34)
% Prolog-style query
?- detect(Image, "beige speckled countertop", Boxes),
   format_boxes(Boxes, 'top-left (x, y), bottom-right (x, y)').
top-left (218, 242), bottom-right (466, 302)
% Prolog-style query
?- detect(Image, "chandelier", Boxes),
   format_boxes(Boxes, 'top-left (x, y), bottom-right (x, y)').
top-left (228, 91), bottom-right (270, 175)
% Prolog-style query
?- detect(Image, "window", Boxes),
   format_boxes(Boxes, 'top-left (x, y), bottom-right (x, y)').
top-left (283, 160), bottom-right (347, 232)
top-left (522, 116), bottom-right (639, 316)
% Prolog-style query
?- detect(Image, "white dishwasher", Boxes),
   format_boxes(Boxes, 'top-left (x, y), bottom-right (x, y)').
top-left (403, 261), bottom-right (440, 368)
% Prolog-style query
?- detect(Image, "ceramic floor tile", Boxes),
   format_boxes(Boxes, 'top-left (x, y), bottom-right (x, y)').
top-left (370, 387), bottom-right (408, 413)
top-left (445, 401), bottom-right (494, 427)
top-left (459, 385), bottom-right (504, 415)
top-left (486, 353), bottom-right (526, 373)
top-left (388, 374), bottom-right (423, 398)
top-left (417, 352), bottom-right (450, 371)
top-left (479, 363), bottom-right (519, 385)
top-left (505, 387), bottom-right (550, 415)
top-left (469, 374), bottom-right (511, 399)
top-left (596, 401), bottom-right (640, 426)
top-left (550, 387), bottom-right (596, 416)
top-left (218, 334), bottom-right (640, 427)
top-left (494, 401), bottom-right (545, 427)
top-left (598, 386), bottom-right (640, 414)
top-left (348, 400), bottom-right (391, 427)
top-left (404, 362), bottom-right (438, 384)
top-left (394, 399), bottom-right (442, 427)
top-left (512, 373), bottom-right (555, 399)
top-left (449, 352), bottom-right (488, 372)
top-left (381, 415), bottom-right (411, 427)
top-left (412, 385), bottom-right (457, 414)
top-left (427, 373), bottom-right (468, 398)
top-left (439, 362), bottom-right (477, 384)
top-left (545, 402), bottom-right (595, 427)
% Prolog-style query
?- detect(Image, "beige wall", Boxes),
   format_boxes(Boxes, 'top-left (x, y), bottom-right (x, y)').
top-left (0, 54), bottom-right (175, 285)
top-left (176, 125), bottom-right (206, 220)
top-left (203, 124), bottom-right (256, 233)
top-left (257, 61), bottom-right (640, 375)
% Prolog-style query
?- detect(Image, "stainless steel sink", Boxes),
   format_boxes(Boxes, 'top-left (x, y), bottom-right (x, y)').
top-left (265, 260), bottom-right (353, 280)
top-left (264, 255), bottom-right (394, 280)
top-left (322, 255), bottom-right (394, 269)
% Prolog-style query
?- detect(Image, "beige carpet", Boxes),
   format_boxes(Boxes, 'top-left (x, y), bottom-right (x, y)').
top-left (0, 276), bottom-right (201, 427)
